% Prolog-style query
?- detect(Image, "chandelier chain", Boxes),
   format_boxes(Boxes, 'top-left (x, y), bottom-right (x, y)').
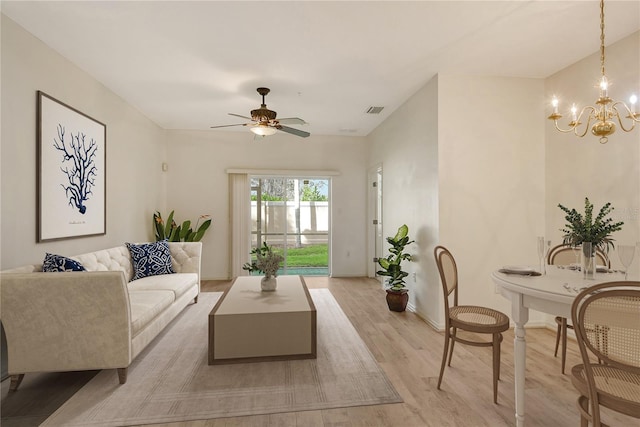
top-left (600, 0), bottom-right (606, 77)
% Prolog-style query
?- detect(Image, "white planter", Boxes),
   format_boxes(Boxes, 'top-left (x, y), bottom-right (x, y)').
top-left (261, 276), bottom-right (277, 291)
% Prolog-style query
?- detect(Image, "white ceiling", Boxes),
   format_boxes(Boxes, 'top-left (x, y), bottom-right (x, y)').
top-left (2, 1), bottom-right (639, 137)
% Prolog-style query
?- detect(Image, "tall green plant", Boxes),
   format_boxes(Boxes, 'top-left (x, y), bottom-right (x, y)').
top-left (558, 198), bottom-right (623, 253)
top-left (377, 224), bottom-right (415, 291)
top-left (153, 211), bottom-right (211, 242)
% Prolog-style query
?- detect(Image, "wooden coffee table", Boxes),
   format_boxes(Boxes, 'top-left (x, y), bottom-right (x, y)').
top-left (208, 275), bottom-right (317, 365)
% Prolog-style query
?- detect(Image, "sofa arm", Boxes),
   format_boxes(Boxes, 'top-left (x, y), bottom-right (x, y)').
top-left (0, 271), bottom-right (132, 375)
top-left (169, 242), bottom-right (202, 281)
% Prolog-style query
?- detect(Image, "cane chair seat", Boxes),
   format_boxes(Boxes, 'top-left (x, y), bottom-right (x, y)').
top-left (571, 364), bottom-right (640, 413)
top-left (434, 245), bottom-right (510, 404)
top-left (449, 305), bottom-right (509, 333)
top-left (570, 281), bottom-right (640, 426)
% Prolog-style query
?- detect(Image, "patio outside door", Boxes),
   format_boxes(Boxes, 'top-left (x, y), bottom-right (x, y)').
top-left (250, 177), bottom-right (330, 276)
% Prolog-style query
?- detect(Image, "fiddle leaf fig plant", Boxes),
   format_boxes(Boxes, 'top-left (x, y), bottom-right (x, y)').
top-left (377, 224), bottom-right (415, 291)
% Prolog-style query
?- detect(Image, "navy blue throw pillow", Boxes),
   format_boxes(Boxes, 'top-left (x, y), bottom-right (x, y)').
top-left (42, 253), bottom-right (86, 272)
top-left (126, 240), bottom-right (175, 281)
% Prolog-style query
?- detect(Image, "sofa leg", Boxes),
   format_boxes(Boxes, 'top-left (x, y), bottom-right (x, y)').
top-left (117, 368), bottom-right (128, 384)
top-left (194, 295), bottom-right (198, 304)
top-left (9, 374), bottom-right (25, 391)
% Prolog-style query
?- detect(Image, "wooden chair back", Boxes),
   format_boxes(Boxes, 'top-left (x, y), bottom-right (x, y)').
top-left (547, 244), bottom-right (610, 268)
top-left (572, 282), bottom-right (640, 370)
top-left (434, 245), bottom-right (458, 312)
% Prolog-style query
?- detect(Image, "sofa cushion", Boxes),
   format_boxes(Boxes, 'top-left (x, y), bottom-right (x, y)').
top-left (126, 241), bottom-right (175, 281)
top-left (74, 246), bottom-right (133, 279)
top-left (128, 273), bottom-right (198, 299)
top-left (128, 290), bottom-right (175, 336)
top-left (42, 253), bottom-right (86, 272)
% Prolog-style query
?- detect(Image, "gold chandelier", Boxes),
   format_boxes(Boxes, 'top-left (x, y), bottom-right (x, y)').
top-left (548, 0), bottom-right (639, 144)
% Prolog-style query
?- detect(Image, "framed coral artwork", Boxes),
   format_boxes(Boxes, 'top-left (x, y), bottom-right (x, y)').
top-left (37, 91), bottom-right (106, 242)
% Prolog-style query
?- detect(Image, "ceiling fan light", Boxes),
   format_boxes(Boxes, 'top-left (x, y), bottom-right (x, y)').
top-left (250, 124), bottom-right (277, 136)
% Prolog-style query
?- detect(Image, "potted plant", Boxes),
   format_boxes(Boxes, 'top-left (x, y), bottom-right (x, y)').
top-left (153, 211), bottom-right (211, 242)
top-left (558, 197), bottom-right (623, 278)
top-left (242, 242), bottom-right (284, 291)
top-left (377, 224), bottom-right (415, 312)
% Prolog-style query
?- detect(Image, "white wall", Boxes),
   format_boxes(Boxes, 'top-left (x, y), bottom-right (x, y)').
top-left (367, 76), bottom-right (441, 325)
top-left (0, 15), bottom-right (166, 270)
top-left (366, 32), bottom-right (639, 329)
top-left (438, 74), bottom-right (547, 327)
top-left (368, 73), bottom-right (547, 328)
top-left (545, 31), bottom-right (640, 276)
top-left (165, 130), bottom-right (367, 279)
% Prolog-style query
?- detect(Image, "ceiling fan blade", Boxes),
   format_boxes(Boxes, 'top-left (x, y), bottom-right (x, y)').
top-left (278, 117), bottom-right (307, 125)
top-left (210, 123), bottom-right (247, 129)
top-left (229, 113), bottom-right (253, 120)
top-left (278, 125), bottom-right (310, 138)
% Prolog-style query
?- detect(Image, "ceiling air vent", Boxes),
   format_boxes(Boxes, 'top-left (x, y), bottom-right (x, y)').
top-left (366, 106), bottom-right (384, 114)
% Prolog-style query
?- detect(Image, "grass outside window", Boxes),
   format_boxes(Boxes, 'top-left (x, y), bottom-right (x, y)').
top-left (272, 244), bottom-right (328, 267)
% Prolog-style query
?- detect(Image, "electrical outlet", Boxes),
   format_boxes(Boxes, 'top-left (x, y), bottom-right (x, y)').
top-left (412, 272), bottom-right (417, 282)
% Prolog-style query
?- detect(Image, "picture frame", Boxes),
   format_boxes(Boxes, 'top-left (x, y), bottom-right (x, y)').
top-left (37, 91), bottom-right (106, 242)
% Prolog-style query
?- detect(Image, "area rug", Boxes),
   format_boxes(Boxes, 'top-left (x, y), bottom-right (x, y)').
top-left (42, 289), bottom-right (402, 426)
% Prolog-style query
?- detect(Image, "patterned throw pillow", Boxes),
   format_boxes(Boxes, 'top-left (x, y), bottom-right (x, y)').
top-left (42, 253), bottom-right (86, 272)
top-left (126, 240), bottom-right (175, 281)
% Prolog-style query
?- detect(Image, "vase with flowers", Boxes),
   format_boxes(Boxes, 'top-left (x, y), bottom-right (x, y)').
top-left (558, 197), bottom-right (623, 279)
top-left (242, 242), bottom-right (284, 291)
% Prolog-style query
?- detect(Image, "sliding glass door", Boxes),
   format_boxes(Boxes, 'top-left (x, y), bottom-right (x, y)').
top-left (250, 177), bottom-right (330, 276)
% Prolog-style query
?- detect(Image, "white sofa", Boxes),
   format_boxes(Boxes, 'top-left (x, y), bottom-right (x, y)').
top-left (0, 242), bottom-right (202, 391)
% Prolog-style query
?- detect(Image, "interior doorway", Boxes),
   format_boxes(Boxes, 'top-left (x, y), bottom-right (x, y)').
top-left (250, 176), bottom-right (330, 276)
top-left (367, 165), bottom-right (383, 281)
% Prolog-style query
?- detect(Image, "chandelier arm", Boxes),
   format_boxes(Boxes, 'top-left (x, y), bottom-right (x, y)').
top-left (611, 101), bottom-right (640, 123)
top-left (611, 104), bottom-right (637, 132)
top-left (574, 106), bottom-right (596, 137)
top-left (550, 105), bottom-right (595, 134)
top-left (552, 120), bottom-right (577, 133)
top-left (574, 114), bottom-right (593, 138)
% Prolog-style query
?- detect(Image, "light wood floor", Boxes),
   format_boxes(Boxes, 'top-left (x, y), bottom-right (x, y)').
top-left (1, 277), bottom-right (635, 426)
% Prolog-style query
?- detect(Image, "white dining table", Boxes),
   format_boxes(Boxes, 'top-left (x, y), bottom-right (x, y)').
top-left (491, 265), bottom-right (629, 427)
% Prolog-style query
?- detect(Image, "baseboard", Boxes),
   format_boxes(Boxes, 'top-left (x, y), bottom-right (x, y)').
top-left (328, 273), bottom-right (368, 278)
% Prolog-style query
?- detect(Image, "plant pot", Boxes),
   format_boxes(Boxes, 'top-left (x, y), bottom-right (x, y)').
top-left (261, 276), bottom-right (277, 292)
top-left (386, 289), bottom-right (409, 312)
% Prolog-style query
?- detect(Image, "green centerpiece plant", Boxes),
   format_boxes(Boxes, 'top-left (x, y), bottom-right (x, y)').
top-left (242, 242), bottom-right (283, 278)
top-left (558, 197), bottom-right (623, 253)
top-left (558, 197), bottom-right (623, 278)
top-left (242, 243), bottom-right (284, 291)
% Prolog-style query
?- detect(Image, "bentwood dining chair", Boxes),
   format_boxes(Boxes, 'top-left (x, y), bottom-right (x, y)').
top-left (433, 245), bottom-right (510, 404)
top-left (570, 281), bottom-right (640, 426)
top-left (547, 244), bottom-right (611, 374)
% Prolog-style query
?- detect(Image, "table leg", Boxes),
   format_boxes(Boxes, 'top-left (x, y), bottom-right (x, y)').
top-left (514, 320), bottom-right (526, 426)
top-left (511, 296), bottom-right (529, 427)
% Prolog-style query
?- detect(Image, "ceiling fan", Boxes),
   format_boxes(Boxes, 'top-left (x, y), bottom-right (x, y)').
top-left (210, 87), bottom-right (310, 138)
